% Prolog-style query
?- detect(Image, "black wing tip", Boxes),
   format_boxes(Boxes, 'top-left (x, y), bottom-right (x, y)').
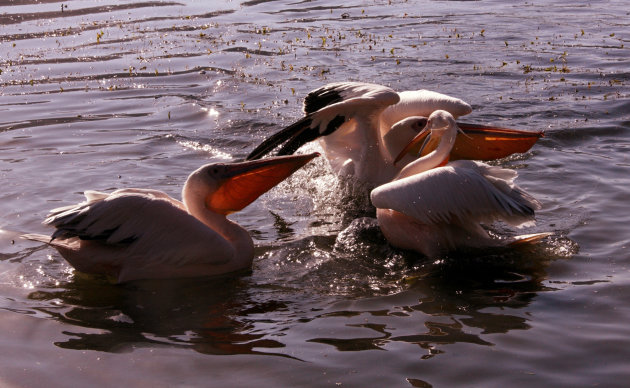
top-left (246, 116), bottom-right (314, 160)
top-left (304, 84), bottom-right (346, 114)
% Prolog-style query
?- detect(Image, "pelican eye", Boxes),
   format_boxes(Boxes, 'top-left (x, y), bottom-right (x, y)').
top-left (207, 165), bottom-right (224, 177)
top-left (412, 118), bottom-right (428, 131)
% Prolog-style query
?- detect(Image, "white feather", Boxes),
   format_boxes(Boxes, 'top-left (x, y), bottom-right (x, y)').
top-left (371, 110), bottom-right (545, 256)
top-left (45, 191), bottom-right (234, 267)
top-left (372, 160), bottom-right (538, 229)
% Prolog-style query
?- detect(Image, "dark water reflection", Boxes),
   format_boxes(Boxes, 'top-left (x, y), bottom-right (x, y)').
top-left (28, 275), bottom-right (291, 356)
top-left (305, 244), bottom-right (558, 350)
top-left (21, 235), bottom-right (564, 365)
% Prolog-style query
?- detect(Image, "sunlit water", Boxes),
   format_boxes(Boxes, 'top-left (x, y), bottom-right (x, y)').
top-left (1, 1), bottom-right (629, 387)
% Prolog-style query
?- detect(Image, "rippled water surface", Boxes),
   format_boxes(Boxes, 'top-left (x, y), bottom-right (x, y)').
top-left (1, 1), bottom-right (629, 387)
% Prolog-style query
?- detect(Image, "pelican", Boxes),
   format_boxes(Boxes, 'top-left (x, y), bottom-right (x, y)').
top-left (247, 82), bottom-right (542, 189)
top-left (371, 110), bottom-right (548, 257)
top-left (23, 154), bottom-right (318, 282)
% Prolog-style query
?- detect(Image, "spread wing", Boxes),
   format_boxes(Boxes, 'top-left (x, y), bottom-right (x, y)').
top-left (371, 160), bottom-right (541, 228)
top-left (45, 190), bottom-right (232, 266)
top-left (247, 82), bottom-right (400, 160)
top-left (303, 82), bottom-right (400, 115)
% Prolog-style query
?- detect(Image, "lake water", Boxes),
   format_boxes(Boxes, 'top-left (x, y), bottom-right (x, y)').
top-left (1, 1), bottom-right (629, 387)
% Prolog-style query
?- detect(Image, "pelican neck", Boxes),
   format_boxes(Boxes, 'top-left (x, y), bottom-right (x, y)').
top-left (396, 127), bottom-right (456, 180)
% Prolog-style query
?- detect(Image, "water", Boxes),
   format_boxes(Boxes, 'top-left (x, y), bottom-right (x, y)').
top-left (1, 0), bottom-right (629, 386)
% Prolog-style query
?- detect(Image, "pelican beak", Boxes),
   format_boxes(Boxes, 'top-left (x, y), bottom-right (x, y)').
top-left (449, 123), bottom-right (543, 161)
top-left (401, 122), bottom-right (543, 161)
top-left (394, 124), bottom-right (431, 165)
top-left (207, 153), bottom-right (319, 214)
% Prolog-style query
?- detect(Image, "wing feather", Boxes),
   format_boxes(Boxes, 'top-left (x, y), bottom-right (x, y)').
top-left (45, 191), bottom-right (232, 266)
top-left (304, 82), bottom-right (399, 114)
top-left (371, 161), bottom-right (540, 228)
top-left (306, 83), bottom-right (400, 133)
top-left (247, 82), bottom-right (400, 160)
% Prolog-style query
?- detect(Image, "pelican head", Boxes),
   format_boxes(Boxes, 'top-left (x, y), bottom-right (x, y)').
top-left (390, 116), bottom-right (429, 134)
top-left (384, 116), bottom-right (429, 164)
top-left (426, 110), bottom-right (457, 134)
top-left (394, 110), bottom-right (463, 164)
top-left (183, 153), bottom-right (319, 215)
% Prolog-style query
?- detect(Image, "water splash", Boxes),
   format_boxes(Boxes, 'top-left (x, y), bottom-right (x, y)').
top-left (176, 139), bottom-right (234, 160)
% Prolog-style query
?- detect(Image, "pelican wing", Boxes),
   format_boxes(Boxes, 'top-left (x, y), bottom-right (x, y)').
top-left (245, 115), bottom-right (320, 159)
top-left (303, 82), bottom-right (399, 114)
top-left (45, 191), bottom-right (232, 266)
top-left (247, 82), bottom-right (399, 160)
top-left (371, 160), bottom-right (540, 228)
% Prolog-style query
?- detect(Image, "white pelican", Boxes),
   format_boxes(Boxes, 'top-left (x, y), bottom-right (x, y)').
top-left (371, 110), bottom-right (548, 257)
top-left (23, 154), bottom-right (318, 282)
top-left (247, 82), bottom-right (542, 189)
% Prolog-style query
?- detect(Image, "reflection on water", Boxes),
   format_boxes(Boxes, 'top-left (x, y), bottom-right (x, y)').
top-left (28, 275), bottom-right (295, 357)
top-left (302, 241), bottom-right (562, 355)
top-left (12, 227), bottom-right (570, 364)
